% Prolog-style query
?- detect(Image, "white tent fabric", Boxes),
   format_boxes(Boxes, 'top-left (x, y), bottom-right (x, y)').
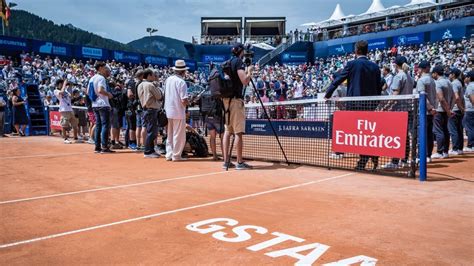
top-left (363, 0), bottom-right (386, 14)
top-left (405, 0), bottom-right (436, 7)
top-left (329, 4), bottom-right (346, 21)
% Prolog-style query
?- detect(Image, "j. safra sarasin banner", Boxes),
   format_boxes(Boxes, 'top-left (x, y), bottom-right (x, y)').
top-left (332, 111), bottom-right (408, 158)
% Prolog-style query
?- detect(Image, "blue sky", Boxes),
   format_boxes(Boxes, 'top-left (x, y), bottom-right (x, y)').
top-left (13, 0), bottom-right (410, 43)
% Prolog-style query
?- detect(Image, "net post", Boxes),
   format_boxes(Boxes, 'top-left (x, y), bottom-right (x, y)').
top-left (418, 92), bottom-right (427, 182)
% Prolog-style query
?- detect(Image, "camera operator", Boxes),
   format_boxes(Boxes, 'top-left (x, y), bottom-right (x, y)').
top-left (126, 70), bottom-right (145, 150)
top-left (222, 43), bottom-right (254, 170)
top-left (110, 79), bottom-right (127, 149)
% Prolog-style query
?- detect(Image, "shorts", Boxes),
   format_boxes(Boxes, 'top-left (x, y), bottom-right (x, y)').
top-left (111, 108), bottom-right (123, 129)
top-left (206, 116), bottom-right (224, 134)
top-left (136, 111), bottom-right (144, 128)
top-left (88, 111), bottom-right (96, 125)
top-left (222, 98), bottom-right (245, 134)
top-left (75, 110), bottom-right (87, 127)
top-left (60, 111), bottom-right (78, 130)
top-left (126, 110), bottom-right (137, 130)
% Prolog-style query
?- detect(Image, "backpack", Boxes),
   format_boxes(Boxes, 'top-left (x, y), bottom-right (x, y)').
top-left (208, 59), bottom-right (235, 99)
top-left (186, 132), bottom-right (209, 158)
top-left (199, 90), bottom-right (223, 117)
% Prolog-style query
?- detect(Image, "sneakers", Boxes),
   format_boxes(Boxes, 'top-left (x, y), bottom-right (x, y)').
top-left (382, 162), bottom-right (400, 169)
top-left (165, 157), bottom-right (172, 161)
top-left (448, 150), bottom-right (462, 156)
top-left (111, 143), bottom-right (123, 150)
top-left (236, 162), bottom-right (252, 170)
top-left (87, 139), bottom-right (95, 145)
top-left (64, 139), bottom-right (73, 144)
top-left (74, 139), bottom-right (84, 144)
top-left (463, 147), bottom-right (474, 153)
top-left (100, 149), bottom-right (116, 154)
top-left (173, 157), bottom-right (188, 162)
top-left (128, 143), bottom-right (138, 150)
top-left (144, 153), bottom-right (160, 159)
top-left (431, 153), bottom-right (448, 159)
top-left (222, 162), bottom-right (236, 169)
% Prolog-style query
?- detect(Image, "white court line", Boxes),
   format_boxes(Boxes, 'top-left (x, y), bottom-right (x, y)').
top-left (0, 173), bottom-right (353, 249)
top-left (0, 171), bottom-right (233, 205)
top-left (0, 137), bottom-right (59, 143)
top-left (0, 152), bottom-right (93, 160)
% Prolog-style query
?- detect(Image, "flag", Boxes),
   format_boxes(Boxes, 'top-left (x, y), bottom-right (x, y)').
top-left (1, 0), bottom-right (9, 26)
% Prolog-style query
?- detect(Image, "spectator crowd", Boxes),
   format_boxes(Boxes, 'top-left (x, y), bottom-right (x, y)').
top-left (1, 36), bottom-right (473, 168)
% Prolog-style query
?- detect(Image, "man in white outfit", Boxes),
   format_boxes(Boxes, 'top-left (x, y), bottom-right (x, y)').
top-left (164, 60), bottom-right (189, 161)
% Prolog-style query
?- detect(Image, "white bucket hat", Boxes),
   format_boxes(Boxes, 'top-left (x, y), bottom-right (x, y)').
top-left (172, 60), bottom-right (189, 71)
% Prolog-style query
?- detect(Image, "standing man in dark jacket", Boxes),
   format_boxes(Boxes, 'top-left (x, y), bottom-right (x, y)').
top-left (325, 40), bottom-right (382, 170)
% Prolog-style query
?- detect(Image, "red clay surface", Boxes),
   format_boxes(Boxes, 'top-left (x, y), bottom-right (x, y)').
top-left (0, 136), bottom-right (473, 265)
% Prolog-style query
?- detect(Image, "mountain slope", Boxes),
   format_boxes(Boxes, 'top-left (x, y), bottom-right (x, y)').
top-left (4, 9), bottom-right (190, 58)
top-left (127, 36), bottom-right (190, 58)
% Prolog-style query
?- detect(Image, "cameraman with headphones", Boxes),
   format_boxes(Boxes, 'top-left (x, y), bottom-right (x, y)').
top-left (222, 43), bottom-right (254, 170)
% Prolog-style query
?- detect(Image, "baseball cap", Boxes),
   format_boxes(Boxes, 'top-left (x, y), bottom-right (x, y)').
top-left (395, 56), bottom-right (407, 66)
top-left (432, 65), bottom-right (444, 75)
top-left (231, 43), bottom-right (244, 55)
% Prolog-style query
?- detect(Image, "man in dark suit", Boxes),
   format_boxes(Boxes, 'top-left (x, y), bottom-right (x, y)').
top-left (325, 40), bottom-right (382, 170)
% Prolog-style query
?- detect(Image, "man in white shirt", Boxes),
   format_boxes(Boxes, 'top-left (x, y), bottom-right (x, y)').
top-left (54, 79), bottom-right (79, 144)
top-left (88, 62), bottom-right (113, 154)
top-left (293, 74), bottom-right (305, 99)
top-left (164, 60), bottom-right (189, 161)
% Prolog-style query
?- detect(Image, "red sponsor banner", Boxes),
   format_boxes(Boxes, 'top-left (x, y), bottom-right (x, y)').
top-left (49, 111), bottom-right (62, 131)
top-left (332, 111), bottom-right (408, 158)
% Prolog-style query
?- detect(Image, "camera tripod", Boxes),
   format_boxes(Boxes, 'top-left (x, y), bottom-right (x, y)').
top-left (225, 78), bottom-right (290, 171)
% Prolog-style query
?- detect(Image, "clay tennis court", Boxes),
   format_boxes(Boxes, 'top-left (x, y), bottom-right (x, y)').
top-left (1, 136), bottom-right (473, 265)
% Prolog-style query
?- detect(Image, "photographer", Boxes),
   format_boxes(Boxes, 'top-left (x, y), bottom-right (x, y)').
top-left (126, 70), bottom-right (145, 150)
top-left (222, 44), bottom-right (254, 170)
top-left (110, 80), bottom-right (126, 149)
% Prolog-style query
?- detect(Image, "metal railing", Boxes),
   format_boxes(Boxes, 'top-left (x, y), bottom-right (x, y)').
top-left (301, 4), bottom-right (474, 42)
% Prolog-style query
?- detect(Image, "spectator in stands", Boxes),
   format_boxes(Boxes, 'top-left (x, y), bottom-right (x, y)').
top-left (448, 68), bottom-right (465, 156)
top-left (463, 71), bottom-right (474, 153)
top-left (54, 79), bottom-right (80, 144)
top-left (324, 40), bottom-right (382, 170)
top-left (431, 65), bottom-right (455, 159)
top-left (71, 89), bottom-right (88, 141)
top-left (11, 88), bottom-right (29, 137)
top-left (138, 68), bottom-right (163, 159)
top-left (89, 62), bottom-right (114, 154)
top-left (164, 60), bottom-right (189, 162)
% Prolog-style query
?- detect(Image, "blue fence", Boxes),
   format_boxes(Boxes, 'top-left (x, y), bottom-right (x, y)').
top-left (0, 35), bottom-right (197, 71)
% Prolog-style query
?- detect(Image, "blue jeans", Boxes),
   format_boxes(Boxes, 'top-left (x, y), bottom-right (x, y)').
top-left (143, 109), bottom-right (158, 155)
top-left (93, 107), bottom-right (111, 151)
top-left (463, 111), bottom-right (474, 148)
top-left (448, 111), bottom-right (464, 151)
top-left (433, 112), bottom-right (450, 154)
